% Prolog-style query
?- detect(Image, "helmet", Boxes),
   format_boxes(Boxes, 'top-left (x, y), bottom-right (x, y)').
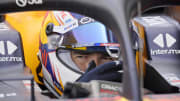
top-left (39, 11), bottom-right (120, 97)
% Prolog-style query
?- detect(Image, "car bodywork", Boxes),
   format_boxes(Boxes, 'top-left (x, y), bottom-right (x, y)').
top-left (132, 15), bottom-right (180, 93)
top-left (0, 18), bottom-right (35, 101)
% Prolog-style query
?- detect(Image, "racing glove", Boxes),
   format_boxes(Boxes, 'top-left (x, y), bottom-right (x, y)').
top-left (76, 61), bottom-right (123, 82)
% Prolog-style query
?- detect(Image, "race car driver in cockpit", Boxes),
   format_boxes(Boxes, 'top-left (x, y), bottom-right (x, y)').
top-left (38, 11), bottom-right (122, 97)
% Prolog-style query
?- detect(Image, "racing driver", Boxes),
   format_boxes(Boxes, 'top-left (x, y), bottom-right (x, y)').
top-left (38, 11), bottom-right (122, 97)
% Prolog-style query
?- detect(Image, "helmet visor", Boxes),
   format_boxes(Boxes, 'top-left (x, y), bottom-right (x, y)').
top-left (60, 22), bottom-right (119, 47)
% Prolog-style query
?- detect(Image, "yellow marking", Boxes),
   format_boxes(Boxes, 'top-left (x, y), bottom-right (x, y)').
top-left (6, 11), bottom-right (47, 84)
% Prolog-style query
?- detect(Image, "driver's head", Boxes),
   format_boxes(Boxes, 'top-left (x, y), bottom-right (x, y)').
top-left (39, 11), bottom-right (120, 97)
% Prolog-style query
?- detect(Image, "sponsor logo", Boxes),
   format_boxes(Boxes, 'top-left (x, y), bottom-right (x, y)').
top-left (100, 43), bottom-right (120, 47)
top-left (16, 0), bottom-right (43, 7)
top-left (63, 21), bottom-right (78, 31)
top-left (70, 43), bottom-right (94, 48)
top-left (80, 17), bottom-right (94, 24)
top-left (0, 57), bottom-right (22, 62)
top-left (0, 41), bottom-right (22, 62)
top-left (151, 33), bottom-right (180, 55)
top-left (101, 84), bottom-right (121, 91)
top-left (54, 11), bottom-right (74, 25)
top-left (0, 23), bottom-right (9, 30)
top-left (153, 33), bottom-right (176, 48)
top-left (163, 74), bottom-right (180, 86)
top-left (53, 19), bottom-right (78, 34)
top-left (53, 11), bottom-right (79, 34)
top-left (151, 49), bottom-right (180, 55)
top-left (0, 93), bottom-right (16, 98)
top-left (142, 16), bottom-right (169, 26)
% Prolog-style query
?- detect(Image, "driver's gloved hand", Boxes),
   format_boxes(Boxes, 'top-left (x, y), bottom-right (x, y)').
top-left (76, 61), bottom-right (123, 82)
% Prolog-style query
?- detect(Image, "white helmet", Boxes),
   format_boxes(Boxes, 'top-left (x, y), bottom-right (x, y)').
top-left (39, 11), bottom-right (120, 97)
